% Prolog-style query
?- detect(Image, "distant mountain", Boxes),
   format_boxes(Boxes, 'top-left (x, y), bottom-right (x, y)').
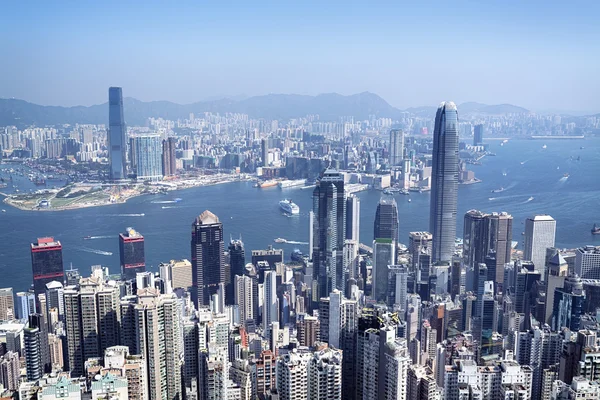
top-left (0, 92), bottom-right (403, 127)
top-left (459, 102), bottom-right (529, 115)
top-left (0, 93), bottom-right (530, 127)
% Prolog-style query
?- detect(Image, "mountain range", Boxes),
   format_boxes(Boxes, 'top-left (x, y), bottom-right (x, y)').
top-left (0, 92), bottom-right (531, 127)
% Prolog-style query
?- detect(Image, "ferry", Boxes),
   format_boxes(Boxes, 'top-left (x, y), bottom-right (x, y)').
top-left (279, 199), bottom-right (300, 214)
top-left (259, 180), bottom-right (278, 188)
top-left (592, 224), bottom-right (600, 235)
top-left (83, 236), bottom-right (92, 240)
top-left (491, 187), bottom-right (504, 193)
top-left (279, 179), bottom-right (306, 189)
top-left (274, 238), bottom-right (286, 243)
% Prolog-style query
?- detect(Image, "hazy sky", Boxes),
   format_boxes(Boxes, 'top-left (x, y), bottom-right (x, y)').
top-left (1, 1), bottom-right (599, 113)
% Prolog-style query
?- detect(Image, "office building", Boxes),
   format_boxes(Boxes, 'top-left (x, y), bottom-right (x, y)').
top-left (372, 238), bottom-right (396, 302)
top-left (409, 231), bottom-right (432, 271)
top-left (119, 227), bottom-right (146, 281)
top-left (312, 169), bottom-right (345, 299)
top-left (552, 274), bottom-right (586, 331)
top-left (0, 288), bottom-right (14, 321)
top-left (345, 194), bottom-right (360, 243)
top-left (16, 291), bottom-right (36, 320)
top-left (307, 348), bottom-right (343, 400)
top-left (24, 325), bottom-right (42, 381)
top-left (429, 102), bottom-right (459, 263)
top-left (191, 210), bottom-right (225, 307)
top-left (575, 245), bottom-right (600, 279)
top-left (524, 215), bottom-right (556, 279)
top-left (544, 253), bottom-right (568, 325)
top-left (227, 238), bottom-right (245, 305)
top-left (374, 196), bottom-right (399, 241)
top-left (29, 313), bottom-right (50, 373)
top-left (31, 237), bottom-right (64, 300)
top-left (108, 87), bottom-right (127, 180)
top-left (389, 128), bottom-right (404, 166)
top-left (130, 134), bottom-right (162, 181)
top-left (162, 136), bottom-right (177, 176)
top-left (159, 259), bottom-right (193, 293)
top-left (473, 124), bottom-right (484, 146)
top-left (45, 281), bottom-right (64, 320)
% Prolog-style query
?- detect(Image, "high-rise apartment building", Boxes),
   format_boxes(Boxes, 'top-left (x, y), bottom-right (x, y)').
top-left (191, 210), bottom-right (225, 307)
top-left (119, 227), bottom-right (146, 281)
top-left (276, 350), bottom-right (311, 400)
top-left (307, 348), bottom-right (343, 400)
top-left (24, 325), bottom-right (42, 381)
top-left (524, 215), bottom-right (556, 279)
top-left (429, 102), bottom-right (459, 263)
top-left (374, 197), bottom-right (399, 241)
top-left (227, 238), bottom-right (245, 305)
top-left (130, 134), bottom-right (163, 181)
top-left (108, 87), bottom-right (127, 180)
top-left (473, 124), bottom-right (484, 146)
top-left (312, 169), bottom-right (346, 299)
top-left (263, 270), bottom-right (278, 338)
top-left (30, 237), bottom-right (64, 300)
top-left (235, 275), bottom-right (254, 326)
top-left (389, 129), bottom-right (404, 166)
top-left (0, 351), bottom-right (20, 391)
top-left (161, 136), bottom-right (177, 176)
top-left (0, 288), bottom-right (14, 321)
top-left (159, 259), bottom-right (193, 293)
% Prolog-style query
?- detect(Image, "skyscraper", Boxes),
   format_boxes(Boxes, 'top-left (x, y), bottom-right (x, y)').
top-left (307, 348), bottom-right (343, 400)
top-left (162, 136), bottom-right (177, 176)
top-left (473, 124), bottom-right (484, 146)
top-left (372, 238), bottom-right (396, 302)
top-left (429, 102), bottom-right (459, 263)
top-left (389, 129), bottom-right (404, 166)
top-left (524, 215), bottom-right (556, 279)
top-left (119, 227), bottom-right (146, 281)
top-left (312, 169), bottom-right (346, 299)
top-left (30, 237), bottom-right (64, 300)
top-left (374, 196), bottom-right (399, 241)
top-left (130, 134), bottom-right (163, 181)
top-left (191, 210), bottom-right (225, 307)
top-left (227, 238), bottom-right (245, 305)
top-left (108, 87), bottom-right (127, 180)
top-left (345, 194), bottom-right (360, 243)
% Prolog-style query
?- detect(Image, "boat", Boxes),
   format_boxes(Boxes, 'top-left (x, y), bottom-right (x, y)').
top-left (592, 224), bottom-right (600, 235)
top-left (563, 173), bottom-right (569, 178)
top-left (174, 198), bottom-right (182, 202)
top-left (408, 198), bottom-right (412, 203)
top-left (491, 187), bottom-right (504, 193)
top-left (527, 196), bottom-right (534, 202)
top-left (542, 144), bottom-right (547, 149)
top-left (1, 210), bottom-right (5, 213)
top-left (83, 235), bottom-right (92, 240)
top-left (259, 180), bottom-right (278, 188)
top-left (581, 146), bottom-right (585, 150)
top-left (279, 199), bottom-right (300, 214)
top-left (278, 179), bottom-right (306, 188)
top-left (274, 238), bottom-right (286, 243)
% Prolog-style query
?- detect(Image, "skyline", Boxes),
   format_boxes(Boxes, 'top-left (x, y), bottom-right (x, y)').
top-left (1, 1), bottom-right (599, 113)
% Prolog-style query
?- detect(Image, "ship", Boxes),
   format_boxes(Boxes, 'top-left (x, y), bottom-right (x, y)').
top-left (563, 173), bottom-right (569, 178)
top-left (279, 199), bottom-right (300, 214)
top-left (83, 235), bottom-right (92, 240)
top-left (491, 187), bottom-right (504, 193)
top-left (592, 224), bottom-right (600, 235)
top-left (259, 180), bottom-right (278, 188)
top-left (274, 238), bottom-right (286, 243)
top-left (279, 179), bottom-right (306, 188)
top-left (542, 144), bottom-right (547, 149)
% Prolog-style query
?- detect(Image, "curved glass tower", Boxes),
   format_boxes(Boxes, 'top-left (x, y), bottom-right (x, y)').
top-left (429, 101), bottom-right (459, 263)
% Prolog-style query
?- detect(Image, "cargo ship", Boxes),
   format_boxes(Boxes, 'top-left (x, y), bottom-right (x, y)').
top-left (258, 180), bottom-right (278, 188)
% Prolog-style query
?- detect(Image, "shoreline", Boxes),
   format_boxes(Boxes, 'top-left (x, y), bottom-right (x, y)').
top-left (1, 175), bottom-right (250, 212)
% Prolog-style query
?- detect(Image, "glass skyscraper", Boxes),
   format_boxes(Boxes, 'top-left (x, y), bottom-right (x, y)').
top-left (108, 87), bottom-right (127, 180)
top-left (311, 168), bottom-right (345, 300)
top-left (130, 134), bottom-right (162, 181)
top-left (429, 101), bottom-right (459, 263)
top-left (374, 196), bottom-right (399, 241)
top-left (191, 210), bottom-right (225, 307)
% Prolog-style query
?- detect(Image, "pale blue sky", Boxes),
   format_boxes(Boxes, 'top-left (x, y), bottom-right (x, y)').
top-left (1, 1), bottom-right (598, 112)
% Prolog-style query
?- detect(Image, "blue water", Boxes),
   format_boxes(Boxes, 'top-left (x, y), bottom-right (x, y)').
top-left (1, 139), bottom-right (599, 292)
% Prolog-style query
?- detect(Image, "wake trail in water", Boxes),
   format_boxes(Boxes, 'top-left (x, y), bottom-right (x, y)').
top-left (86, 235), bottom-right (112, 240)
top-left (106, 213), bottom-right (145, 217)
top-left (523, 196), bottom-right (534, 204)
top-left (152, 200), bottom-right (177, 204)
top-left (77, 247), bottom-right (113, 256)
top-left (559, 177), bottom-right (568, 183)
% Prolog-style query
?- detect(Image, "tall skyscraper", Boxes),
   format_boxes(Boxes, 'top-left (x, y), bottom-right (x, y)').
top-left (108, 87), bottom-right (127, 180)
top-left (389, 129), bottom-right (404, 166)
top-left (0, 288), bottom-right (14, 321)
top-left (429, 101), bottom-right (459, 263)
top-left (312, 169), bottom-right (346, 299)
top-left (345, 194), bottom-right (360, 243)
top-left (191, 210), bottom-right (225, 307)
top-left (119, 227), bottom-right (146, 281)
top-left (28, 313), bottom-right (50, 372)
top-left (235, 275), bottom-right (254, 326)
top-left (372, 239), bottom-right (396, 302)
top-left (24, 325), bottom-right (42, 381)
top-left (130, 134), bottom-right (163, 181)
top-left (524, 215), bottom-right (556, 279)
top-left (30, 237), bottom-right (64, 300)
top-left (227, 238), bottom-right (245, 305)
top-left (473, 124), bottom-right (484, 146)
top-left (263, 270), bottom-right (278, 339)
top-left (162, 136), bottom-right (177, 176)
top-left (374, 197), bottom-right (399, 241)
